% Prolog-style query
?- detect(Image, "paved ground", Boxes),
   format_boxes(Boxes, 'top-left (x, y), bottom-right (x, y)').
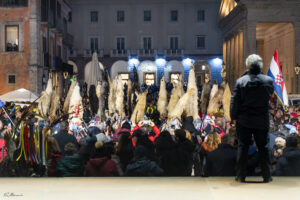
top-left (0, 177), bottom-right (299, 200)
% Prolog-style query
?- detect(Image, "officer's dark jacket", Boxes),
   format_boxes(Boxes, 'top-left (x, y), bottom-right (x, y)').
top-left (230, 71), bottom-right (274, 130)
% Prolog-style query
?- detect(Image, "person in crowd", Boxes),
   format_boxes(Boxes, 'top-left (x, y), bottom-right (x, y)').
top-left (276, 136), bottom-right (300, 176)
top-left (175, 129), bottom-right (194, 176)
top-left (199, 132), bottom-right (221, 156)
top-left (204, 134), bottom-right (237, 176)
top-left (47, 137), bottom-right (63, 177)
top-left (154, 130), bottom-right (181, 176)
top-left (53, 121), bottom-right (79, 155)
top-left (112, 121), bottom-right (131, 141)
top-left (130, 120), bottom-right (160, 144)
top-left (85, 140), bottom-right (120, 176)
top-left (231, 54), bottom-right (274, 183)
top-left (115, 131), bottom-right (134, 171)
top-left (124, 145), bottom-right (163, 176)
top-left (55, 143), bottom-right (84, 177)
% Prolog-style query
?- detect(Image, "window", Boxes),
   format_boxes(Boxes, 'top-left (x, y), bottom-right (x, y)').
top-left (197, 10), bottom-right (205, 21)
top-left (169, 36), bottom-right (179, 50)
top-left (7, 74), bottom-right (16, 85)
top-left (144, 10), bottom-right (151, 22)
top-left (144, 73), bottom-right (155, 86)
top-left (91, 11), bottom-right (98, 22)
top-left (90, 37), bottom-right (99, 52)
top-left (57, 2), bottom-right (61, 18)
top-left (57, 45), bottom-right (61, 57)
top-left (117, 10), bottom-right (125, 22)
top-left (119, 73), bottom-right (129, 84)
top-left (143, 37), bottom-right (152, 50)
top-left (197, 35), bottom-right (205, 49)
top-left (116, 37), bottom-right (125, 51)
top-left (170, 73), bottom-right (180, 84)
top-left (69, 12), bottom-right (72, 22)
top-left (5, 25), bottom-right (19, 52)
top-left (43, 37), bottom-right (47, 53)
top-left (170, 10), bottom-right (178, 21)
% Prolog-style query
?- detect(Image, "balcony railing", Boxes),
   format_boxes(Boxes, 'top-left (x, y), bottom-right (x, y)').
top-left (164, 49), bottom-right (184, 57)
top-left (84, 49), bottom-right (103, 57)
top-left (138, 49), bottom-right (157, 57)
top-left (0, 0), bottom-right (28, 7)
top-left (110, 49), bottom-right (128, 57)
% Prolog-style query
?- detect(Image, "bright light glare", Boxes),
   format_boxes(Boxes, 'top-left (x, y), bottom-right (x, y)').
top-left (202, 65), bottom-right (206, 70)
top-left (182, 58), bottom-right (195, 68)
top-left (212, 58), bottom-right (223, 66)
top-left (128, 57), bottom-right (140, 67)
top-left (155, 58), bottom-right (167, 67)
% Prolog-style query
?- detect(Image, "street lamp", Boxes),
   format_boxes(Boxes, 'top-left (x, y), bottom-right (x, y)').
top-left (295, 63), bottom-right (300, 93)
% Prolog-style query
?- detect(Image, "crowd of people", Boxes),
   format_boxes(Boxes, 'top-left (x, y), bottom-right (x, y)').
top-left (0, 92), bottom-right (299, 177)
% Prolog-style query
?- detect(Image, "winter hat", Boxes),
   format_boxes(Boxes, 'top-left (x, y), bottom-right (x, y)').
top-left (286, 136), bottom-right (298, 148)
top-left (122, 121), bottom-right (131, 130)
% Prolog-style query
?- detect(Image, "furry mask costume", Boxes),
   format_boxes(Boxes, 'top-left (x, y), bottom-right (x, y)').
top-left (130, 89), bottom-right (148, 124)
top-left (37, 75), bottom-right (53, 119)
top-left (157, 77), bottom-right (167, 116)
top-left (69, 83), bottom-right (83, 119)
top-left (63, 77), bottom-right (77, 113)
top-left (89, 85), bottom-right (99, 116)
top-left (186, 66), bottom-right (199, 120)
top-left (200, 74), bottom-right (211, 114)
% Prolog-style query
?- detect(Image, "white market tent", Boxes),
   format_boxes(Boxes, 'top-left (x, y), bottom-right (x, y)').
top-left (0, 88), bottom-right (39, 103)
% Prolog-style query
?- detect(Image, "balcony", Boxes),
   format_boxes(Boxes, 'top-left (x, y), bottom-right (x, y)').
top-left (84, 49), bottom-right (103, 57)
top-left (0, 0), bottom-right (28, 7)
top-left (164, 49), bottom-right (184, 57)
top-left (138, 49), bottom-right (157, 57)
top-left (63, 33), bottom-right (74, 47)
top-left (110, 49), bottom-right (128, 57)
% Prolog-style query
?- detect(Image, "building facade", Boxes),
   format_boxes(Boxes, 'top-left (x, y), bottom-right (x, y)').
top-left (219, 0), bottom-right (300, 94)
top-left (0, 0), bottom-right (73, 95)
top-left (68, 0), bottom-right (223, 85)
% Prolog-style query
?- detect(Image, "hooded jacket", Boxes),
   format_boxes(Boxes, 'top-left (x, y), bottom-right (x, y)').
top-left (85, 157), bottom-right (119, 176)
top-left (276, 147), bottom-right (300, 176)
top-left (124, 157), bottom-right (164, 176)
top-left (55, 155), bottom-right (84, 177)
top-left (230, 71), bottom-right (274, 130)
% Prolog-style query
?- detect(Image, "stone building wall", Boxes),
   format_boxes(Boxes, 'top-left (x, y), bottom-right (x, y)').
top-left (0, 7), bottom-right (30, 95)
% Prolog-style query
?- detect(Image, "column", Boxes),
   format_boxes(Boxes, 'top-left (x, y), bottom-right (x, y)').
top-left (29, 0), bottom-right (42, 93)
top-left (294, 22), bottom-right (300, 94)
top-left (243, 21), bottom-right (257, 65)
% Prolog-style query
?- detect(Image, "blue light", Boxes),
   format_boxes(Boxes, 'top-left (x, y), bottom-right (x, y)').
top-left (155, 58), bottom-right (167, 67)
top-left (128, 57), bottom-right (140, 67)
top-left (182, 58), bottom-right (195, 68)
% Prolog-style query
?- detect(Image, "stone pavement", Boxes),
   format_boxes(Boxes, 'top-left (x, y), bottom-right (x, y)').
top-left (0, 177), bottom-right (299, 200)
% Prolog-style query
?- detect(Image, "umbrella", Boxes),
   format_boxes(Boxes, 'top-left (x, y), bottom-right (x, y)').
top-left (0, 88), bottom-right (39, 103)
